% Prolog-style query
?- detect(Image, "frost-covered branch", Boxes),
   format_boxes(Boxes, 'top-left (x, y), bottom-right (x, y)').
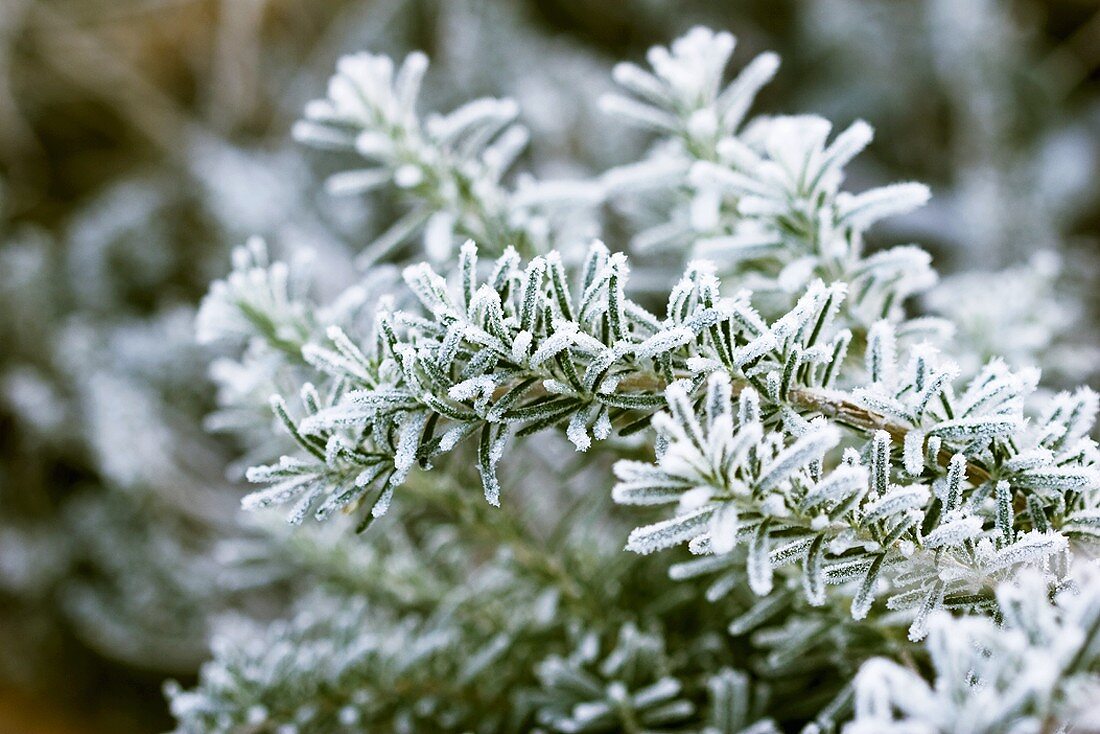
top-left (294, 51), bottom-right (599, 265)
top-left (602, 28), bottom-right (936, 328)
top-left (615, 370), bottom-right (1098, 639)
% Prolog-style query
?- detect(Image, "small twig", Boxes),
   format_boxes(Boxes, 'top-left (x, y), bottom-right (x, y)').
top-left (789, 386), bottom-right (992, 484)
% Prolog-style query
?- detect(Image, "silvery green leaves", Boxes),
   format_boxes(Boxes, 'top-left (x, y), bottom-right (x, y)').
top-left (692, 121), bottom-right (933, 323)
top-left (168, 574), bottom-right (531, 734)
top-left (615, 373), bottom-right (864, 602)
top-left (852, 322), bottom-right (1100, 549)
top-left (293, 50), bottom-right (514, 262)
top-left (601, 27), bottom-right (777, 147)
top-left (195, 237), bottom-right (313, 351)
top-left (852, 325), bottom-right (1017, 439)
top-left (248, 239), bottom-right (791, 520)
top-left (294, 51), bottom-right (597, 264)
top-left (847, 568), bottom-right (1100, 734)
top-left (602, 29), bottom-right (933, 328)
top-left (184, 24), bottom-right (1100, 734)
top-left (242, 384), bottom-right (400, 530)
top-left (852, 323), bottom-right (1051, 469)
top-left (1023, 387), bottom-right (1100, 500)
top-left (533, 624), bottom-right (696, 733)
top-left (194, 235), bottom-right (402, 460)
top-left (612, 363), bottom-right (1089, 638)
top-left (702, 668), bottom-right (780, 734)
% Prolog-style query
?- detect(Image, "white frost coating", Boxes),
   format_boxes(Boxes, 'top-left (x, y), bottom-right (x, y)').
top-left (566, 409), bottom-right (592, 452)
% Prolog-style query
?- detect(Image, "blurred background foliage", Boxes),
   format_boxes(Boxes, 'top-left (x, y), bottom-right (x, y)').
top-left (1, 0), bottom-right (1098, 731)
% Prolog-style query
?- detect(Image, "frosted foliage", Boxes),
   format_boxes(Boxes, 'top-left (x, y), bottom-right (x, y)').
top-left (847, 568), bottom-right (1100, 734)
top-left (174, 25), bottom-right (1100, 734)
top-left (601, 29), bottom-right (933, 326)
top-left (196, 237), bottom-right (313, 348)
top-left (533, 624), bottom-right (697, 732)
top-left (293, 50), bottom-right (600, 265)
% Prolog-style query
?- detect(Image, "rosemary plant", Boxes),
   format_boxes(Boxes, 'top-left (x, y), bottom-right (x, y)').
top-left (174, 27), bottom-right (1100, 734)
